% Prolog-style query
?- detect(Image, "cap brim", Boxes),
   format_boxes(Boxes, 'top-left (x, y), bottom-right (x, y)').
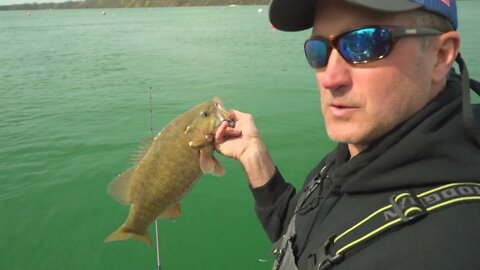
top-left (269, 0), bottom-right (423, 32)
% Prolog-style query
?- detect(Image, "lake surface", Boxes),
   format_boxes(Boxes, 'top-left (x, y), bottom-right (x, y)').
top-left (1, 3), bottom-right (479, 270)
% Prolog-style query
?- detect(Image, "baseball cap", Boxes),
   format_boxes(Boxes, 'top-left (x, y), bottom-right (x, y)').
top-left (269, 0), bottom-right (458, 32)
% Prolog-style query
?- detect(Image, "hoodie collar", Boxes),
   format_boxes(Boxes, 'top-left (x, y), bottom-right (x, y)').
top-left (331, 74), bottom-right (480, 193)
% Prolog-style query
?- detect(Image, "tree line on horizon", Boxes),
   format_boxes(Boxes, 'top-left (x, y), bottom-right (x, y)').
top-left (0, 0), bottom-right (271, 10)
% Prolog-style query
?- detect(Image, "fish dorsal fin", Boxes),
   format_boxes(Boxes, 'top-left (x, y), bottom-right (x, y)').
top-left (107, 167), bottom-right (135, 205)
top-left (130, 137), bottom-right (155, 165)
top-left (158, 204), bottom-right (181, 220)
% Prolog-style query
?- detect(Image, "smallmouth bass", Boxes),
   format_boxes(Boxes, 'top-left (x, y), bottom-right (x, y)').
top-left (104, 97), bottom-right (233, 246)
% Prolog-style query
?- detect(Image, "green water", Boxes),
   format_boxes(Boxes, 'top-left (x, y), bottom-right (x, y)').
top-left (1, 4), bottom-right (479, 270)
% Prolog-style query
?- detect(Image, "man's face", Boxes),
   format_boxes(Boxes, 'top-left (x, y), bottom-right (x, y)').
top-left (313, 1), bottom-right (441, 156)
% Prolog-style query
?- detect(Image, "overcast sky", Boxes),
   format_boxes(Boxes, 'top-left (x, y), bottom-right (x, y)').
top-left (1, 0), bottom-right (68, 5)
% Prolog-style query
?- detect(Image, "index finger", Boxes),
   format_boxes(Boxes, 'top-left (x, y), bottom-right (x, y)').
top-left (215, 121), bottom-right (229, 142)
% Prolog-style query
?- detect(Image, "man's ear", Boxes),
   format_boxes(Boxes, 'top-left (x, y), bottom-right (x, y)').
top-left (431, 31), bottom-right (461, 84)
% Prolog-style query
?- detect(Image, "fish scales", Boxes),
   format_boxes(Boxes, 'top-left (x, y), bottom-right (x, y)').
top-left (127, 129), bottom-right (203, 229)
top-left (105, 97), bottom-right (231, 246)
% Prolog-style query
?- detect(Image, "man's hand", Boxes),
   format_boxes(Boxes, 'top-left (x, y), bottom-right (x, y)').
top-left (215, 110), bottom-right (275, 188)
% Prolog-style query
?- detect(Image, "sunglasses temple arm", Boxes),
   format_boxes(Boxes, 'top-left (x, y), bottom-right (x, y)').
top-left (393, 27), bottom-right (443, 38)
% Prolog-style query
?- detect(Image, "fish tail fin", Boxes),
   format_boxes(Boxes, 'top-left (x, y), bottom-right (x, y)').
top-left (104, 225), bottom-right (152, 247)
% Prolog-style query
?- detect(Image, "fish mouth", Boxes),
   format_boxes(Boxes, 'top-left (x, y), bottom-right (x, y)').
top-left (213, 97), bottom-right (235, 127)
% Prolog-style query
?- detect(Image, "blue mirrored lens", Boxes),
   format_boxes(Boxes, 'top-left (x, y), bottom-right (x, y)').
top-left (305, 39), bottom-right (328, 69)
top-left (338, 27), bottom-right (391, 64)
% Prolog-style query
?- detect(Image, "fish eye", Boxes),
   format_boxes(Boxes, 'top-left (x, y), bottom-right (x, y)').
top-left (201, 111), bottom-right (210, 117)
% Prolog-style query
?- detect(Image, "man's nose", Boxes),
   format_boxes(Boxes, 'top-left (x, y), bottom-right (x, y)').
top-left (317, 49), bottom-right (352, 91)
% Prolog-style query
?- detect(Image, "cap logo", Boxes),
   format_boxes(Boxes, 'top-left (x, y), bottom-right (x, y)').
top-left (440, 0), bottom-right (451, 7)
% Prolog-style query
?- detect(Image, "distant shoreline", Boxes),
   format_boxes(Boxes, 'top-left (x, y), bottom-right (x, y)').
top-left (2, 0), bottom-right (475, 11)
top-left (0, 0), bottom-right (270, 11)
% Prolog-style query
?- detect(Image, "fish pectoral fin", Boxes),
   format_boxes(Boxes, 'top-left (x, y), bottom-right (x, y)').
top-left (211, 155), bottom-right (225, 176)
top-left (107, 167), bottom-right (134, 205)
top-left (199, 148), bottom-right (225, 176)
top-left (199, 148), bottom-right (214, 174)
top-left (158, 204), bottom-right (181, 220)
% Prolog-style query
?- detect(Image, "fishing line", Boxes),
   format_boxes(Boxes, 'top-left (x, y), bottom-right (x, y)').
top-left (149, 86), bottom-right (162, 270)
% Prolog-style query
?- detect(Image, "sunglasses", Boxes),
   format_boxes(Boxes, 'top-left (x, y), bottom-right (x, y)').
top-left (304, 26), bottom-right (443, 69)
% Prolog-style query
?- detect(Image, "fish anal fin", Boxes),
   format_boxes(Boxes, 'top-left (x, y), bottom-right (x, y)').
top-left (130, 137), bottom-right (155, 164)
top-left (104, 225), bottom-right (152, 247)
top-left (158, 204), bottom-right (181, 220)
top-left (107, 168), bottom-right (134, 205)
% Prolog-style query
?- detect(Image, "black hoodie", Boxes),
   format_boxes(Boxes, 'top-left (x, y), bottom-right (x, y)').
top-left (252, 73), bottom-right (480, 270)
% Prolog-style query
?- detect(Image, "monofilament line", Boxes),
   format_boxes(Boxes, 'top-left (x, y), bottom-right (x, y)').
top-left (149, 86), bottom-right (162, 270)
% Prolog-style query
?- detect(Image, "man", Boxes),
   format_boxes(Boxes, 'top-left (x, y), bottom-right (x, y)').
top-left (215, 0), bottom-right (480, 269)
